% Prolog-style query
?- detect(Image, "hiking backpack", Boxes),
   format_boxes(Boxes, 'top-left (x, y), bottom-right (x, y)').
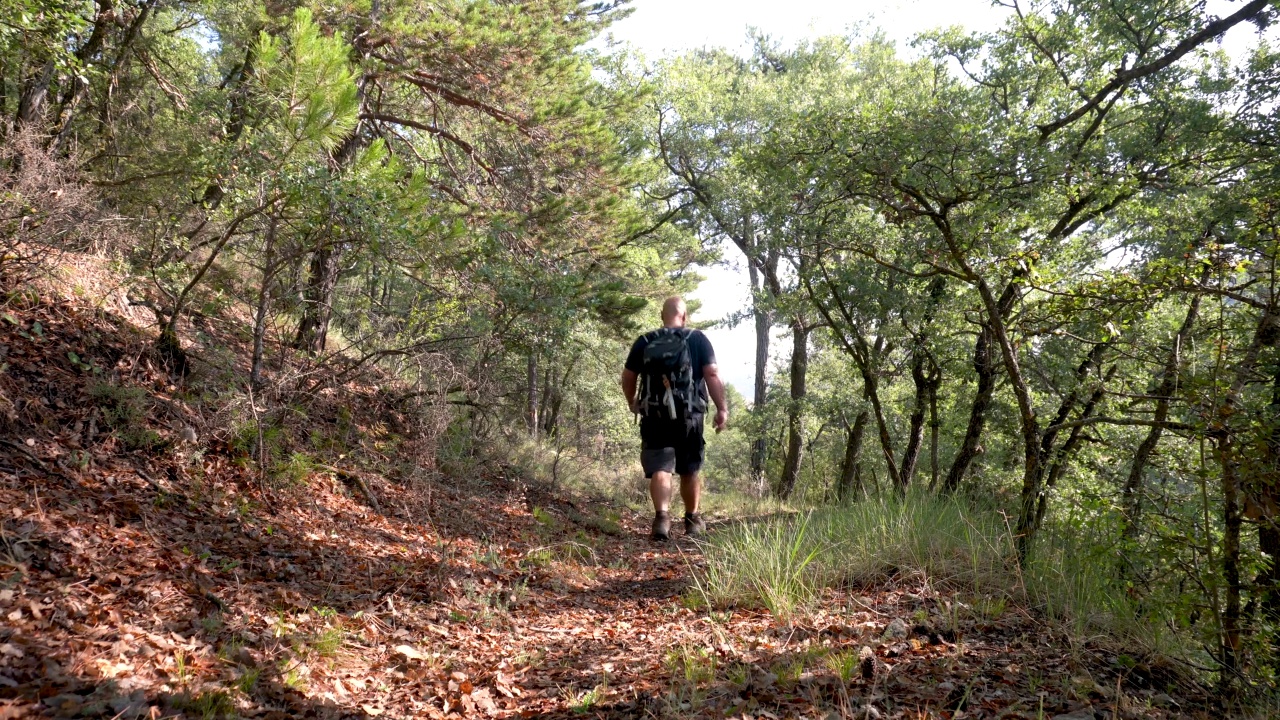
top-left (637, 328), bottom-right (706, 420)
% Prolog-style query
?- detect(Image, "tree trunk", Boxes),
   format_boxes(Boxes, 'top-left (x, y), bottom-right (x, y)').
top-left (15, 60), bottom-right (54, 129)
top-left (94, 0), bottom-right (156, 149)
top-left (837, 409), bottom-right (869, 503)
top-left (745, 220), bottom-right (773, 496)
top-left (1122, 293), bottom-right (1202, 538)
top-left (1212, 301), bottom-right (1280, 683)
top-left (293, 240), bottom-right (343, 353)
top-left (971, 271), bottom-right (1044, 563)
top-left (898, 351), bottom-right (928, 493)
top-left (292, 28), bottom-right (377, 353)
top-left (943, 326), bottom-right (996, 494)
top-left (856, 335), bottom-right (902, 489)
top-left (50, 0), bottom-right (115, 152)
top-left (541, 359), bottom-right (575, 438)
top-left (775, 318), bottom-right (808, 499)
top-left (1035, 366), bottom-right (1113, 528)
top-left (929, 365), bottom-right (940, 491)
top-left (944, 276), bottom-right (1023, 493)
top-left (1259, 355), bottom-right (1280, 659)
top-left (250, 216), bottom-right (279, 392)
top-left (1016, 340), bottom-right (1111, 558)
top-left (750, 281), bottom-right (772, 495)
top-left (898, 277), bottom-right (946, 492)
top-left (1218, 433), bottom-right (1243, 678)
top-left (526, 352), bottom-right (539, 437)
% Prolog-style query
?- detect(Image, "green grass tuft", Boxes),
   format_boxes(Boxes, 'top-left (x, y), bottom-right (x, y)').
top-left (694, 491), bottom-right (1152, 645)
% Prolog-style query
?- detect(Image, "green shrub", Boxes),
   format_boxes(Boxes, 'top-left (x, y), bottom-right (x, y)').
top-left (88, 382), bottom-right (165, 451)
top-left (273, 451), bottom-right (315, 485)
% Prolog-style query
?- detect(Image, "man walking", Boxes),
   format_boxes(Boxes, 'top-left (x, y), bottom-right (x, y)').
top-left (621, 296), bottom-right (728, 541)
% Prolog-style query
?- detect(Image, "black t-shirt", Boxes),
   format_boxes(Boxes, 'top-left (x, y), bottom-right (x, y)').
top-left (625, 327), bottom-right (717, 405)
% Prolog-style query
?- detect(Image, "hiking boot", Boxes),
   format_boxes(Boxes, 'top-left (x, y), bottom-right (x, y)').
top-left (684, 512), bottom-right (706, 538)
top-left (651, 511), bottom-right (671, 542)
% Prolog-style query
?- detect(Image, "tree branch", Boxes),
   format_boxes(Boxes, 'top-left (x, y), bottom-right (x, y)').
top-left (1044, 416), bottom-right (1195, 434)
top-left (1037, 0), bottom-right (1271, 140)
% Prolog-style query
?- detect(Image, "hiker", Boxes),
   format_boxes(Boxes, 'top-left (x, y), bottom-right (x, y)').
top-left (621, 296), bottom-right (728, 541)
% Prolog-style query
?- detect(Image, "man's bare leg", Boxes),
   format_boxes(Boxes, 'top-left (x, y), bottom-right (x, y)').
top-left (649, 471), bottom-right (672, 512)
top-left (679, 472), bottom-right (701, 515)
top-left (680, 472), bottom-right (706, 537)
top-left (649, 471), bottom-right (674, 540)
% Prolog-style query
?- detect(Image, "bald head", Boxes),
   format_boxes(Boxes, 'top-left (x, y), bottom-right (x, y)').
top-left (660, 296), bottom-right (687, 328)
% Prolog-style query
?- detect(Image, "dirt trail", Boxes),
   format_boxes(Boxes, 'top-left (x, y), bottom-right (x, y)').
top-left (0, 459), bottom-right (1205, 720)
top-left (0, 299), bottom-right (1208, 719)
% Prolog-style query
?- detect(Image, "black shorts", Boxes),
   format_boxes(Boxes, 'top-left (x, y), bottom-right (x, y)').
top-left (639, 415), bottom-right (705, 478)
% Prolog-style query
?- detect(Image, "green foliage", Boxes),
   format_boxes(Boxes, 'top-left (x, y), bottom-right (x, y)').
top-left (695, 511), bottom-right (823, 620)
top-left (309, 627), bottom-right (345, 657)
top-left (274, 452), bottom-right (315, 485)
top-left (252, 9), bottom-right (359, 158)
top-left (88, 383), bottom-right (165, 452)
top-left (665, 643), bottom-right (717, 686)
top-left (696, 493), bottom-right (1146, 643)
top-left (173, 690), bottom-right (236, 720)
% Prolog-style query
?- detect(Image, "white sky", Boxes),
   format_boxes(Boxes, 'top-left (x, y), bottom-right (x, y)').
top-left (598, 0), bottom-right (1269, 396)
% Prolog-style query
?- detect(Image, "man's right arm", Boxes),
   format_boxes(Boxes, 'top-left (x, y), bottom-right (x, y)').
top-left (621, 369), bottom-right (639, 414)
top-left (622, 337), bottom-right (644, 413)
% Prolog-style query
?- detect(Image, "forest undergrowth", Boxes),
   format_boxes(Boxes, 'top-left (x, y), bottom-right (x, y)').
top-left (0, 263), bottom-right (1248, 719)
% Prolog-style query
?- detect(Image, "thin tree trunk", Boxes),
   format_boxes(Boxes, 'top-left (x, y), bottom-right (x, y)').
top-left (539, 358), bottom-right (554, 427)
top-left (802, 266), bottom-right (905, 490)
top-left (1213, 302), bottom-right (1280, 683)
top-left (1122, 293), bottom-right (1202, 538)
top-left (776, 318), bottom-right (808, 499)
top-left (542, 359), bottom-right (575, 438)
top-left (855, 335), bottom-right (902, 489)
top-left (943, 327), bottom-right (996, 493)
top-left (94, 0), bottom-right (156, 149)
top-left (50, 0), bottom-right (118, 151)
top-left (972, 274), bottom-right (1046, 563)
top-left (292, 25), bottom-right (377, 352)
top-left (159, 194), bottom-right (281, 372)
top-left (751, 283), bottom-right (771, 494)
top-left (0, 52), bottom-right (8, 123)
top-left (898, 278), bottom-right (946, 492)
top-left (929, 365), bottom-right (940, 491)
top-left (1259, 357), bottom-right (1280, 658)
top-left (944, 276), bottom-right (1023, 493)
top-left (837, 410), bottom-right (869, 503)
top-left (1218, 433), bottom-right (1243, 677)
top-left (526, 352), bottom-right (539, 437)
top-left (1016, 340), bottom-right (1111, 557)
top-left (745, 218), bottom-right (772, 496)
top-left (898, 351), bottom-right (929, 493)
top-left (250, 216), bottom-right (279, 391)
top-left (1035, 367), bottom-right (1113, 528)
